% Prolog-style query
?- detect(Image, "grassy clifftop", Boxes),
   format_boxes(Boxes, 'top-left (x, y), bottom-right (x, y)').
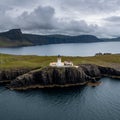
top-left (0, 54), bottom-right (120, 70)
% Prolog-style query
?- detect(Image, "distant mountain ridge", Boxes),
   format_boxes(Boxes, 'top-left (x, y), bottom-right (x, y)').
top-left (0, 29), bottom-right (119, 47)
top-left (0, 29), bottom-right (23, 41)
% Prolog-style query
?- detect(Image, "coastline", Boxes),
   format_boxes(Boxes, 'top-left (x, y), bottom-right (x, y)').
top-left (1, 54), bottom-right (120, 90)
top-left (9, 82), bottom-right (87, 90)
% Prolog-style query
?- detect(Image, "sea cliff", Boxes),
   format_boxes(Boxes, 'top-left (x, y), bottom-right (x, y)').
top-left (0, 68), bottom-right (31, 83)
top-left (5, 64), bottom-right (120, 90)
top-left (1, 54), bottom-right (120, 90)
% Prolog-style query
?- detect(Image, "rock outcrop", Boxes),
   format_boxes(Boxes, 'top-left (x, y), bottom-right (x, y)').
top-left (9, 67), bottom-right (93, 90)
top-left (98, 66), bottom-right (120, 78)
top-left (79, 64), bottom-right (120, 79)
top-left (79, 64), bottom-right (102, 79)
top-left (0, 68), bottom-right (31, 83)
top-left (7, 64), bottom-right (120, 90)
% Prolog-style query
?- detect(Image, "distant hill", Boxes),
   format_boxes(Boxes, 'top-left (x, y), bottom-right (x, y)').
top-left (23, 33), bottom-right (101, 45)
top-left (0, 29), bottom-right (119, 47)
top-left (0, 29), bottom-right (33, 47)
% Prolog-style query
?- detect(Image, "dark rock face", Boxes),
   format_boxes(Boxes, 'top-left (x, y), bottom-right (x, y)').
top-left (79, 64), bottom-right (120, 78)
top-left (0, 69), bottom-right (31, 83)
top-left (79, 64), bottom-right (101, 78)
top-left (98, 66), bottom-right (120, 77)
top-left (4, 64), bottom-right (120, 90)
top-left (10, 67), bottom-right (92, 88)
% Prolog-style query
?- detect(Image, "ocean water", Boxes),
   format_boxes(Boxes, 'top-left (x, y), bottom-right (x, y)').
top-left (0, 78), bottom-right (120, 120)
top-left (0, 42), bottom-right (120, 56)
top-left (0, 42), bottom-right (120, 120)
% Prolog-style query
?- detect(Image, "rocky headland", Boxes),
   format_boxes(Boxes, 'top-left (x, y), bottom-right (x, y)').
top-left (1, 29), bottom-right (120, 47)
top-left (0, 64), bottom-right (120, 90)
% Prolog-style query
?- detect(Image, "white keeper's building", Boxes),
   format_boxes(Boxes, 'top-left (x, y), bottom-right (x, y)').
top-left (50, 55), bottom-right (73, 67)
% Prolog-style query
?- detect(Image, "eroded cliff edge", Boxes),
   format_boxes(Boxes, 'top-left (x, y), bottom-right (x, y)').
top-left (0, 68), bottom-right (31, 83)
top-left (5, 64), bottom-right (120, 90)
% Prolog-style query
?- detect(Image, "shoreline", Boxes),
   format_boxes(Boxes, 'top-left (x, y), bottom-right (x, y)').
top-left (0, 54), bottom-right (120, 90)
top-left (9, 82), bottom-right (88, 90)
top-left (9, 81), bottom-right (103, 91)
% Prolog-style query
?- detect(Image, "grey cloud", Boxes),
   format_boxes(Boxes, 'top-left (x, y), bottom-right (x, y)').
top-left (57, 0), bottom-right (120, 14)
top-left (0, 5), bottom-right (14, 30)
top-left (56, 20), bottom-right (98, 35)
top-left (7, 5), bottom-right (97, 36)
top-left (15, 6), bottom-right (57, 30)
top-left (98, 15), bottom-right (120, 37)
top-left (0, 0), bottom-right (120, 37)
top-left (0, 0), bottom-right (39, 7)
top-left (2, 0), bottom-right (120, 15)
top-left (104, 16), bottom-right (120, 22)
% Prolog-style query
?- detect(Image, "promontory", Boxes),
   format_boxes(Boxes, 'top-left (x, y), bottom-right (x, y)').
top-left (0, 53), bottom-right (120, 90)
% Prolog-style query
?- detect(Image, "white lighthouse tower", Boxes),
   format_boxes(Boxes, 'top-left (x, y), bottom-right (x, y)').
top-left (57, 55), bottom-right (63, 66)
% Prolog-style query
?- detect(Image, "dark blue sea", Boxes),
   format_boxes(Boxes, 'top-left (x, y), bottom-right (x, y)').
top-left (0, 78), bottom-right (120, 120)
top-left (0, 42), bottom-right (120, 120)
top-left (0, 42), bottom-right (120, 56)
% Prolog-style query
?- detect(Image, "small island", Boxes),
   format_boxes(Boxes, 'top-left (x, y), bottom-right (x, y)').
top-left (0, 53), bottom-right (120, 90)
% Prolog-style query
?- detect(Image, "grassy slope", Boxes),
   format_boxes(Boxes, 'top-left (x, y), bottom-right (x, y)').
top-left (0, 38), bottom-right (33, 47)
top-left (0, 53), bottom-right (120, 70)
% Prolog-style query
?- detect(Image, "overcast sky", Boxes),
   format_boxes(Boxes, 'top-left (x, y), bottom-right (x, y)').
top-left (0, 0), bottom-right (120, 37)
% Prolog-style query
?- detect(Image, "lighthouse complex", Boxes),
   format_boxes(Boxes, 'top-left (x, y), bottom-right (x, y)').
top-left (50, 55), bottom-right (77, 67)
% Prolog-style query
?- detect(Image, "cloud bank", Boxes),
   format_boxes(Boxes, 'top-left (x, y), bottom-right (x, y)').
top-left (0, 0), bottom-right (120, 37)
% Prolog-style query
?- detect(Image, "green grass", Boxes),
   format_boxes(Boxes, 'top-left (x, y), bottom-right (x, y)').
top-left (0, 39), bottom-right (33, 47)
top-left (0, 53), bottom-right (120, 70)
